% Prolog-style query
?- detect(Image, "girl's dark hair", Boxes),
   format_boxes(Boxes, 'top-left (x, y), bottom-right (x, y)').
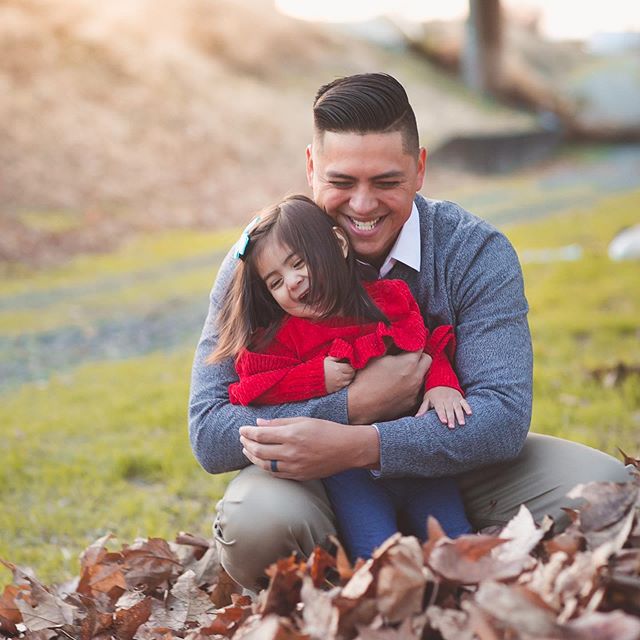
top-left (208, 194), bottom-right (389, 362)
top-left (313, 73), bottom-right (419, 156)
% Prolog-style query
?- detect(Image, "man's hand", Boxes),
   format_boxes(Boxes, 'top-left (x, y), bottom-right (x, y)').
top-left (238, 417), bottom-right (379, 481)
top-left (416, 386), bottom-right (472, 428)
top-left (324, 356), bottom-right (355, 394)
top-left (347, 351), bottom-right (432, 424)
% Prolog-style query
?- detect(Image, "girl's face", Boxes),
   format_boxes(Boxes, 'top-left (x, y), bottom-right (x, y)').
top-left (255, 238), bottom-right (319, 320)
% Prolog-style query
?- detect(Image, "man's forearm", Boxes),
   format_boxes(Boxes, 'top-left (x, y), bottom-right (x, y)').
top-left (189, 352), bottom-right (351, 474)
top-left (375, 387), bottom-right (530, 477)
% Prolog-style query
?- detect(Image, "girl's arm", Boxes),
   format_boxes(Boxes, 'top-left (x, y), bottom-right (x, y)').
top-left (230, 351), bottom-right (328, 405)
top-left (423, 325), bottom-right (463, 395)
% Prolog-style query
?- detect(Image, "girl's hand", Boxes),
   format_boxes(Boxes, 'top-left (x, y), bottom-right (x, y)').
top-left (415, 386), bottom-right (472, 429)
top-left (324, 356), bottom-right (355, 394)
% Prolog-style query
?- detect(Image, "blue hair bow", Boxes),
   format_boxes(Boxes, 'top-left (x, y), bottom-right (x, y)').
top-left (234, 216), bottom-right (261, 261)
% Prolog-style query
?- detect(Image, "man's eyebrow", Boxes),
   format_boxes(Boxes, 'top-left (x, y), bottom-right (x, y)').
top-left (325, 170), bottom-right (406, 181)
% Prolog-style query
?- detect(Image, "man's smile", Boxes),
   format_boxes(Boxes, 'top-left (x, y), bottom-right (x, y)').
top-left (346, 214), bottom-right (387, 234)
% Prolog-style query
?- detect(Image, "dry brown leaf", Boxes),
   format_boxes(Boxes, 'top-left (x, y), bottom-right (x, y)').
top-left (13, 577), bottom-right (76, 632)
top-left (333, 596), bottom-right (378, 639)
top-left (355, 613), bottom-right (426, 640)
top-left (234, 613), bottom-right (309, 639)
top-left (474, 581), bottom-right (560, 637)
top-left (260, 555), bottom-right (304, 618)
top-left (113, 595), bottom-right (153, 640)
top-left (0, 583), bottom-right (25, 635)
top-left (200, 601), bottom-right (251, 636)
top-left (300, 576), bottom-right (339, 640)
top-left (560, 609), bottom-right (640, 640)
top-left (619, 449), bottom-right (640, 472)
top-left (122, 538), bottom-right (182, 592)
top-left (496, 505), bottom-right (545, 562)
top-left (568, 482), bottom-right (638, 534)
top-left (210, 567), bottom-right (241, 608)
top-left (307, 546), bottom-right (337, 588)
top-left (375, 537), bottom-right (426, 623)
top-left (19, 630), bottom-right (58, 640)
top-left (426, 606), bottom-right (475, 640)
top-left (427, 533), bottom-right (522, 584)
top-left (341, 560), bottom-right (375, 600)
top-left (327, 535), bottom-right (354, 583)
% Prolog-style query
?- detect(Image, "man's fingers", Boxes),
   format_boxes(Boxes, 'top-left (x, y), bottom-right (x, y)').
top-left (242, 448), bottom-right (288, 476)
top-left (239, 425), bottom-right (287, 443)
top-left (256, 416), bottom-right (300, 426)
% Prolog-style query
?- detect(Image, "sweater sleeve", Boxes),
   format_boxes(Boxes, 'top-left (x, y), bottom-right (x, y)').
top-left (188, 248), bottom-right (349, 475)
top-left (423, 325), bottom-right (464, 394)
top-left (230, 350), bottom-right (327, 405)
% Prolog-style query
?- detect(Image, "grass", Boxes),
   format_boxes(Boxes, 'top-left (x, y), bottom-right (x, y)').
top-left (504, 191), bottom-right (640, 452)
top-left (1, 189), bottom-right (639, 587)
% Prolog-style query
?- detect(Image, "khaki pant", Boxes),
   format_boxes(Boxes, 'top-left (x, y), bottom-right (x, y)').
top-left (213, 433), bottom-right (631, 590)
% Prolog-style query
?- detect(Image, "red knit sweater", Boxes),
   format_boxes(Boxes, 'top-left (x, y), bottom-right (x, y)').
top-left (229, 279), bottom-right (462, 406)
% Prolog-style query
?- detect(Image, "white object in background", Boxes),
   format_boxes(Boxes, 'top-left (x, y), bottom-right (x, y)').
top-left (520, 244), bottom-right (583, 264)
top-left (609, 225), bottom-right (640, 261)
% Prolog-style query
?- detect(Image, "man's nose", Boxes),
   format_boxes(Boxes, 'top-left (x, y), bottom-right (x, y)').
top-left (349, 188), bottom-right (377, 216)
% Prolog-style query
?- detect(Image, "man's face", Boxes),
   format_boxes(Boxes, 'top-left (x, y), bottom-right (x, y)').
top-left (306, 130), bottom-right (426, 268)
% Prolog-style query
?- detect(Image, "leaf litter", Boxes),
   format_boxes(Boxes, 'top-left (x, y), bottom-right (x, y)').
top-left (2, 469), bottom-right (640, 640)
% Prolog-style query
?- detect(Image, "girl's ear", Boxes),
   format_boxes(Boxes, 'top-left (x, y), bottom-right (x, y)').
top-left (333, 226), bottom-right (349, 259)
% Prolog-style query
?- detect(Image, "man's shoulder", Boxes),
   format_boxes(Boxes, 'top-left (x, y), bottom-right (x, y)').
top-left (415, 194), bottom-right (497, 239)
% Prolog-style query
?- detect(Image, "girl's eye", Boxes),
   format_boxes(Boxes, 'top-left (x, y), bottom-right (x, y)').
top-left (268, 278), bottom-right (282, 290)
top-left (293, 259), bottom-right (305, 269)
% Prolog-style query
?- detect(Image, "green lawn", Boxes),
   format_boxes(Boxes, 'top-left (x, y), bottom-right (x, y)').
top-left (1, 190), bottom-right (639, 586)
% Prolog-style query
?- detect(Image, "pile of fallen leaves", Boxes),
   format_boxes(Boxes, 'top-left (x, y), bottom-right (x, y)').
top-left (2, 473), bottom-right (640, 640)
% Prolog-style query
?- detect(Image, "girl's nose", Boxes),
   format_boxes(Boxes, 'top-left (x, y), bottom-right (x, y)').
top-left (287, 272), bottom-right (303, 290)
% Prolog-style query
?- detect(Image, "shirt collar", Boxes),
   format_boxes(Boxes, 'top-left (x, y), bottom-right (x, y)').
top-left (378, 201), bottom-right (421, 278)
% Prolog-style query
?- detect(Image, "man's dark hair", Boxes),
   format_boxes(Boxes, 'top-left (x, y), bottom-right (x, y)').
top-left (313, 73), bottom-right (419, 156)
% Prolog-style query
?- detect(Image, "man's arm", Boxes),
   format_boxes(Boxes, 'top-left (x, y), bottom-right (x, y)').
top-left (188, 250), bottom-right (349, 475)
top-left (373, 228), bottom-right (532, 478)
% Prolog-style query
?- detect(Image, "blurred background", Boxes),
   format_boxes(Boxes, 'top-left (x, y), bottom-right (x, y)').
top-left (1, 0), bottom-right (639, 584)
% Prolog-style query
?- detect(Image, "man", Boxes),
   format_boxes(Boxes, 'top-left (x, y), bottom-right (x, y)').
top-left (189, 73), bottom-right (629, 590)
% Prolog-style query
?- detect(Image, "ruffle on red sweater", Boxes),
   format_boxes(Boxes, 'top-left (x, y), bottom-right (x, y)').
top-left (326, 311), bottom-right (426, 369)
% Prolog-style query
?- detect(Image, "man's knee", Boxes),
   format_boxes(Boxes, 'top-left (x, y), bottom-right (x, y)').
top-left (214, 466), bottom-right (335, 590)
top-left (459, 433), bottom-right (633, 531)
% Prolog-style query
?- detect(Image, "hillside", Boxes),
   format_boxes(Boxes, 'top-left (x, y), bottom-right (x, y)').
top-left (0, 0), bottom-right (534, 266)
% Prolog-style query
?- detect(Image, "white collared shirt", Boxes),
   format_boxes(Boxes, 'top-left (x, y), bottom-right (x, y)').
top-left (378, 202), bottom-right (421, 278)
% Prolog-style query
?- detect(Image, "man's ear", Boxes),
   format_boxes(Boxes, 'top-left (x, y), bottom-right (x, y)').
top-left (305, 144), bottom-right (314, 187)
top-left (415, 147), bottom-right (427, 192)
top-left (333, 226), bottom-right (349, 258)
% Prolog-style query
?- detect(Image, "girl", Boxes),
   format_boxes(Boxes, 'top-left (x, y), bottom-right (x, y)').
top-left (209, 194), bottom-right (472, 561)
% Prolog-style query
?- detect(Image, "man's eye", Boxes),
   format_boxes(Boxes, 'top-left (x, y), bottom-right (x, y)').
top-left (330, 181), bottom-right (353, 189)
top-left (377, 181), bottom-right (401, 189)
